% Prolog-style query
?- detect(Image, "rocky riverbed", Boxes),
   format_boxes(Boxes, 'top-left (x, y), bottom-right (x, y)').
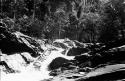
top-left (1, 26), bottom-right (125, 81)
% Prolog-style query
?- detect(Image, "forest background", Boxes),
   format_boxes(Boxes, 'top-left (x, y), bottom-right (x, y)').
top-left (1, 0), bottom-right (125, 43)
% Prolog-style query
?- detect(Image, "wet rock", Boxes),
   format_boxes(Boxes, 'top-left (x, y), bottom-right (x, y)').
top-left (0, 26), bottom-right (43, 57)
top-left (74, 54), bottom-right (91, 65)
top-left (0, 61), bottom-right (15, 73)
top-left (48, 57), bottom-right (70, 70)
top-left (0, 53), bottom-right (28, 72)
top-left (53, 39), bottom-right (90, 56)
top-left (67, 47), bottom-right (89, 56)
top-left (77, 64), bottom-right (125, 81)
top-left (90, 51), bottom-right (125, 67)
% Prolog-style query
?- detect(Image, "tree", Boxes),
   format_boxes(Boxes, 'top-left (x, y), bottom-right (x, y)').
top-left (99, 0), bottom-right (125, 42)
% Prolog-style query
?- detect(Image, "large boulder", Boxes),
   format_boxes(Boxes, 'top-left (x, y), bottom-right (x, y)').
top-left (0, 24), bottom-right (43, 57)
top-left (67, 47), bottom-right (89, 56)
top-left (48, 57), bottom-right (70, 70)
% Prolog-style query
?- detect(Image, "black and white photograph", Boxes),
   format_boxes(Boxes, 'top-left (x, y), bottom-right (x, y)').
top-left (0, 0), bottom-right (125, 81)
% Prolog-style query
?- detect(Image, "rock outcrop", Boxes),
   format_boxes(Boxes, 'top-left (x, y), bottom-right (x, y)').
top-left (0, 25), bottom-right (43, 57)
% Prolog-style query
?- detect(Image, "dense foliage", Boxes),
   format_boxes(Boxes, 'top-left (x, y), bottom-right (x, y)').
top-left (1, 0), bottom-right (125, 43)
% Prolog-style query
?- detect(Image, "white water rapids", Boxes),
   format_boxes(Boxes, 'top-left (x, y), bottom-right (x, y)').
top-left (1, 48), bottom-right (74, 81)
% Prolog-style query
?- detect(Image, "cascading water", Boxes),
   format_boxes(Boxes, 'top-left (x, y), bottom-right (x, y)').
top-left (1, 45), bottom-right (74, 81)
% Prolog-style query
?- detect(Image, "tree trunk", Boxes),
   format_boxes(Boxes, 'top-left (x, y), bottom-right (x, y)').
top-left (32, 0), bottom-right (35, 22)
top-left (78, 27), bottom-right (85, 42)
